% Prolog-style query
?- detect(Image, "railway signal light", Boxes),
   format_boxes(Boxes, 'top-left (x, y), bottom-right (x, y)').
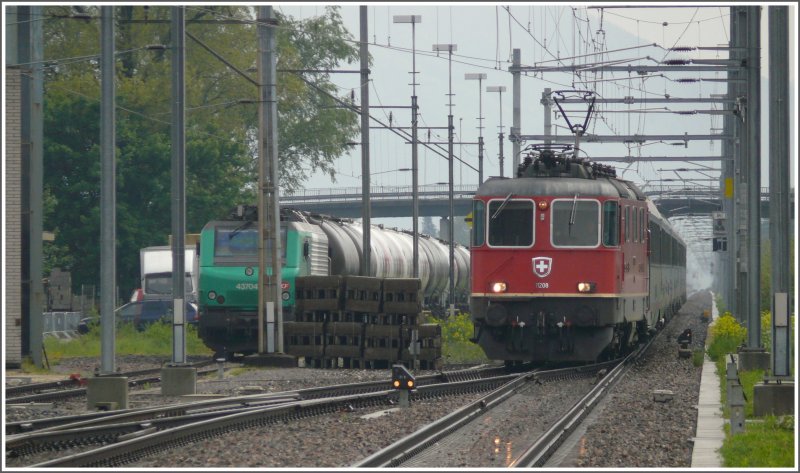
top-left (391, 364), bottom-right (416, 390)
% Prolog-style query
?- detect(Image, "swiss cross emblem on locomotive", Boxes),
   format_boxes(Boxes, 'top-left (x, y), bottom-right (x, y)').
top-left (532, 257), bottom-right (552, 278)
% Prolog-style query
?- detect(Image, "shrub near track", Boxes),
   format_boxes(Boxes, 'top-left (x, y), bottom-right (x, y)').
top-left (426, 312), bottom-right (489, 364)
top-left (706, 311), bottom-right (795, 468)
top-left (706, 312), bottom-right (747, 362)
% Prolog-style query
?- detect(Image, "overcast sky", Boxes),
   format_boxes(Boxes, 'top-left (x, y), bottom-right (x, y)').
top-left (276, 2), bottom-right (796, 194)
top-left (275, 3), bottom-right (796, 284)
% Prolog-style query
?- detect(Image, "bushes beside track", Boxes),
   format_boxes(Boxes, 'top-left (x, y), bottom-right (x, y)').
top-left (426, 312), bottom-right (488, 364)
top-left (706, 311), bottom-right (795, 468)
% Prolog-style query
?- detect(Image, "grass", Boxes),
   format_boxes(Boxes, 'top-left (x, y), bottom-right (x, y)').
top-left (39, 321), bottom-right (213, 371)
top-left (720, 416), bottom-right (795, 467)
top-left (708, 313), bottom-right (796, 467)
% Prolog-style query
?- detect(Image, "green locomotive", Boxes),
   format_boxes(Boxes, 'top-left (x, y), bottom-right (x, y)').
top-left (197, 206), bottom-right (471, 358)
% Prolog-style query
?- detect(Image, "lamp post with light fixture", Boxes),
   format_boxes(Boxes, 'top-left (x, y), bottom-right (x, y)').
top-left (487, 85), bottom-right (506, 178)
top-left (393, 14), bottom-right (422, 278)
top-left (433, 43), bottom-right (457, 316)
top-left (465, 73), bottom-right (486, 184)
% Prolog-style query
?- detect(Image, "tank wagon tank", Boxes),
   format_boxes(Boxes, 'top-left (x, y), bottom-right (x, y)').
top-left (198, 206), bottom-right (470, 356)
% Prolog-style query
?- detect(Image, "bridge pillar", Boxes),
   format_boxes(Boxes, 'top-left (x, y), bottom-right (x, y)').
top-left (439, 217), bottom-right (450, 242)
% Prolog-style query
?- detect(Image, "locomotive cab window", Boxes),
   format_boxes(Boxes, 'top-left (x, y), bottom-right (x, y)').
top-left (602, 201), bottom-right (619, 246)
top-left (551, 199), bottom-right (600, 247)
top-left (472, 200), bottom-right (485, 247)
top-left (488, 199), bottom-right (534, 247)
top-left (214, 226), bottom-right (287, 265)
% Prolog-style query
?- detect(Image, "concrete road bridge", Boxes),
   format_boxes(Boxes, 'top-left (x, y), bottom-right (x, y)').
top-left (280, 184), bottom-right (783, 219)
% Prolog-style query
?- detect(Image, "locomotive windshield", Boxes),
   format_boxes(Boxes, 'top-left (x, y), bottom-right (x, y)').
top-left (551, 199), bottom-right (599, 247)
top-left (213, 226), bottom-right (287, 265)
top-left (487, 199), bottom-right (534, 247)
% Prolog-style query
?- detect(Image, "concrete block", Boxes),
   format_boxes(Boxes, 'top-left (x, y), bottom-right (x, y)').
top-left (240, 352), bottom-right (298, 368)
top-left (753, 382), bottom-right (795, 417)
top-left (161, 366), bottom-right (197, 396)
top-left (87, 376), bottom-right (129, 410)
top-left (653, 389), bottom-right (674, 402)
top-left (738, 350), bottom-right (771, 372)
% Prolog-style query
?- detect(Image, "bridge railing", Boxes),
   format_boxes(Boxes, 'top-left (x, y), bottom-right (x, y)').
top-left (282, 184), bottom-right (781, 205)
top-left (281, 184), bottom-right (478, 204)
top-left (642, 185), bottom-right (772, 200)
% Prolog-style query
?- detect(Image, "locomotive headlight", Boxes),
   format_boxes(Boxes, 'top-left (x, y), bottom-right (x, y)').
top-left (281, 291), bottom-right (290, 301)
top-left (491, 281), bottom-right (507, 293)
top-left (208, 291), bottom-right (217, 301)
top-left (577, 282), bottom-right (596, 293)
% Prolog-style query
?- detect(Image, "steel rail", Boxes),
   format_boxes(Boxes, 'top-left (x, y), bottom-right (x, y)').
top-left (509, 337), bottom-right (659, 467)
top-left (25, 374), bottom-right (517, 467)
top-left (351, 360), bottom-right (619, 467)
top-left (5, 361), bottom-right (215, 399)
top-left (5, 364), bottom-right (499, 436)
top-left (6, 367), bottom-right (218, 404)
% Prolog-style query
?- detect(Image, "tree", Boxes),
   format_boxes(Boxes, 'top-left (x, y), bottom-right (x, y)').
top-left (41, 6), bottom-right (363, 298)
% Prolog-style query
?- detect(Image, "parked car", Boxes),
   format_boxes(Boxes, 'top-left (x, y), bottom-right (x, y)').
top-left (77, 299), bottom-right (199, 334)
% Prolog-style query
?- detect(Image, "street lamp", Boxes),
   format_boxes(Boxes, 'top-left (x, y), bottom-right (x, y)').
top-left (433, 43), bottom-right (457, 316)
top-left (393, 14), bottom-right (422, 278)
top-left (465, 73), bottom-right (487, 184)
top-left (486, 85), bottom-right (506, 178)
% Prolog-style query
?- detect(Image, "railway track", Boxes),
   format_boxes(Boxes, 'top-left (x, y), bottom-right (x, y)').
top-left (353, 332), bottom-right (660, 468)
top-left (6, 365), bottom-right (510, 466)
top-left (5, 361), bottom-right (217, 404)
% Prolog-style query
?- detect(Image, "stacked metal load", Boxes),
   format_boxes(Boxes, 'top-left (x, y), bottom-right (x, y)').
top-left (286, 276), bottom-right (442, 369)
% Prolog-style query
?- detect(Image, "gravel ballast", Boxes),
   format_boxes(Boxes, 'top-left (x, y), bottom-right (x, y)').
top-left (5, 290), bottom-right (716, 468)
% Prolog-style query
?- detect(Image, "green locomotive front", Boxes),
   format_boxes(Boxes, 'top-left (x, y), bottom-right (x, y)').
top-left (197, 210), bottom-right (329, 357)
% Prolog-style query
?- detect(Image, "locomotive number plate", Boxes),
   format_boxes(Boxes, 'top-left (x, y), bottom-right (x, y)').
top-left (536, 282), bottom-right (549, 289)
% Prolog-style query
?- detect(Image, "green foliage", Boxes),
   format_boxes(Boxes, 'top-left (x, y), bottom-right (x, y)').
top-left (777, 415), bottom-right (794, 431)
top-left (691, 349), bottom-right (705, 367)
top-left (427, 312), bottom-right (488, 364)
top-left (737, 368), bottom-right (766, 418)
top-left (43, 321), bottom-right (213, 365)
top-left (21, 357), bottom-right (53, 374)
top-left (706, 312), bottom-right (747, 362)
top-left (41, 6), bottom-right (361, 298)
top-left (720, 416), bottom-right (795, 467)
top-left (759, 311), bottom-right (796, 355)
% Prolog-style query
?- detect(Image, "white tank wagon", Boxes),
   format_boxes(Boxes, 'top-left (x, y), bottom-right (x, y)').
top-left (307, 215), bottom-right (470, 309)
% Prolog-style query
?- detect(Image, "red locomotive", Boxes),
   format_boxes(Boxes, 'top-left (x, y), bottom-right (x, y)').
top-left (469, 145), bottom-right (686, 364)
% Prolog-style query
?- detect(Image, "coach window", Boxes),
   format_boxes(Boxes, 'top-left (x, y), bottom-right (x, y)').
top-left (488, 199), bottom-right (533, 247)
top-left (552, 199), bottom-right (600, 247)
top-left (625, 206), bottom-right (630, 242)
top-left (632, 207), bottom-right (638, 242)
top-left (602, 201), bottom-right (619, 246)
top-left (472, 200), bottom-right (485, 247)
top-left (640, 208), bottom-right (646, 242)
